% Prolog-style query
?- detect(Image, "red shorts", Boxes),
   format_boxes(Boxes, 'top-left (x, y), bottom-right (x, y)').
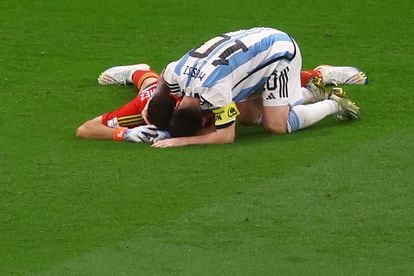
top-left (101, 82), bottom-right (157, 128)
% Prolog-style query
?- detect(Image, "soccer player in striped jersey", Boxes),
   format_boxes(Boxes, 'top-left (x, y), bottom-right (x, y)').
top-left (148, 27), bottom-right (363, 147)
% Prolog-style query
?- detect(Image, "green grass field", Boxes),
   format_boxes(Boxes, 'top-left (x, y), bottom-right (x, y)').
top-left (1, 0), bottom-right (413, 274)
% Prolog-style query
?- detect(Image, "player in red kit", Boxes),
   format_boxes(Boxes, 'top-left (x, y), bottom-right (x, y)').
top-left (76, 64), bottom-right (173, 142)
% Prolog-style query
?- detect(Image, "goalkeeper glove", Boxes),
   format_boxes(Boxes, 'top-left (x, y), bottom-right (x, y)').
top-left (114, 125), bottom-right (171, 143)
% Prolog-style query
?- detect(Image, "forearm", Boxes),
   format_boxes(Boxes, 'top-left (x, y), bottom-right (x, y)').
top-left (152, 124), bottom-right (235, 147)
top-left (184, 129), bottom-right (234, 145)
top-left (178, 132), bottom-right (232, 146)
top-left (76, 116), bottom-right (115, 140)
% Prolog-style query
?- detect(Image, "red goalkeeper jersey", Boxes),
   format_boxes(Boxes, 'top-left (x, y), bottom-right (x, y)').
top-left (101, 82), bottom-right (157, 128)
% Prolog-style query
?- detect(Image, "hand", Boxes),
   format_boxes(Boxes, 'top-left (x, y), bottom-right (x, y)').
top-left (152, 137), bottom-right (188, 148)
top-left (124, 125), bottom-right (170, 143)
top-left (152, 128), bottom-right (171, 143)
top-left (124, 125), bottom-right (156, 143)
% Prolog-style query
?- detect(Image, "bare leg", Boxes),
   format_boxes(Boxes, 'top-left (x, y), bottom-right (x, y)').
top-left (262, 105), bottom-right (290, 134)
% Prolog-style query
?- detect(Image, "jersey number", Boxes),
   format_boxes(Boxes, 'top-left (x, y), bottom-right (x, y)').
top-left (266, 68), bottom-right (290, 97)
top-left (189, 35), bottom-right (248, 66)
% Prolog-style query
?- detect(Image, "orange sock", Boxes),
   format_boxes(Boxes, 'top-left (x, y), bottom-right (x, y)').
top-left (300, 70), bottom-right (323, 87)
top-left (132, 70), bottom-right (159, 90)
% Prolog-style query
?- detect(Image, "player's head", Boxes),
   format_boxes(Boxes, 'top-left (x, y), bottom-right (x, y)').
top-left (147, 74), bottom-right (181, 130)
top-left (168, 96), bottom-right (204, 137)
top-left (147, 93), bottom-right (176, 131)
top-left (169, 106), bottom-right (203, 137)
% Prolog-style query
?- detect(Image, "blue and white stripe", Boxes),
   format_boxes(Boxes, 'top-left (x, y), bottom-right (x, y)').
top-left (163, 27), bottom-right (297, 108)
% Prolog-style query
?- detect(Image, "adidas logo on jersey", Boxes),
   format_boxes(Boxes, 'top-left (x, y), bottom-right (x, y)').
top-left (266, 93), bottom-right (276, 100)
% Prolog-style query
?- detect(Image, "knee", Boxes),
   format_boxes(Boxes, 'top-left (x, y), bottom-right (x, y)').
top-left (263, 122), bottom-right (287, 135)
top-left (238, 115), bottom-right (259, 126)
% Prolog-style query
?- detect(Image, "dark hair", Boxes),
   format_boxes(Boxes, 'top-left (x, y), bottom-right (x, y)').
top-left (147, 92), bottom-right (176, 130)
top-left (169, 106), bottom-right (203, 137)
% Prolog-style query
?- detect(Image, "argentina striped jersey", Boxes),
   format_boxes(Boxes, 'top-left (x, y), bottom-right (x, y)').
top-left (162, 27), bottom-right (297, 109)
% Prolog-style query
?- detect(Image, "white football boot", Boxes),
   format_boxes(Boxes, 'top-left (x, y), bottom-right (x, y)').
top-left (328, 87), bottom-right (360, 120)
top-left (314, 65), bottom-right (368, 85)
top-left (98, 63), bottom-right (150, 85)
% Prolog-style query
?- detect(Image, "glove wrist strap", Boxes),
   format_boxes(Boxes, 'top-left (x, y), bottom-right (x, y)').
top-left (113, 127), bottom-right (128, 141)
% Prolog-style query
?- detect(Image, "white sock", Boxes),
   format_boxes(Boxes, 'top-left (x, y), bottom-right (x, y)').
top-left (300, 87), bottom-right (317, 104)
top-left (287, 100), bottom-right (339, 132)
top-left (288, 87), bottom-right (313, 106)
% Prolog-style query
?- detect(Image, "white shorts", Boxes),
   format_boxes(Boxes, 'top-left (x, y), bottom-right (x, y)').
top-left (261, 40), bottom-right (303, 107)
